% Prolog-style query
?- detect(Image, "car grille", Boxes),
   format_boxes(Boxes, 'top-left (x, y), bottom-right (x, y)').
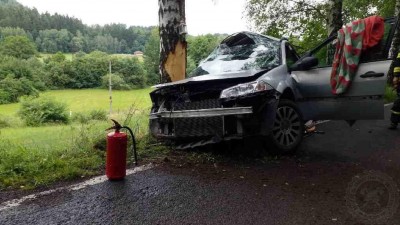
top-left (173, 98), bottom-right (220, 110)
top-left (173, 98), bottom-right (224, 138)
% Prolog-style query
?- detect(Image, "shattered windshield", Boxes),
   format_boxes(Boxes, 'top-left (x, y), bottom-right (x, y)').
top-left (189, 32), bottom-right (281, 77)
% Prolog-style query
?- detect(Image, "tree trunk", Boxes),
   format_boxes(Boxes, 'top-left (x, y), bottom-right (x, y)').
top-left (387, 0), bottom-right (400, 84)
top-left (327, 0), bottom-right (343, 37)
top-left (326, 0), bottom-right (343, 63)
top-left (158, 0), bottom-right (187, 83)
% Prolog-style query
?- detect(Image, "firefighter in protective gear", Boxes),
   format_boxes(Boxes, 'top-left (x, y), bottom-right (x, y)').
top-left (389, 51), bottom-right (400, 129)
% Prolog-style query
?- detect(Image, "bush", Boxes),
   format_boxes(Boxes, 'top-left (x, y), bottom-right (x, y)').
top-left (101, 73), bottom-right (131, 90)
top-left (111, 57), bottom-right (146, 88)
top-left (18, 97), bottom-right (69, 126)
top-left (0, 35), bottom-right (37, 59)
top-left (0, 76), bottom-right (39, 104)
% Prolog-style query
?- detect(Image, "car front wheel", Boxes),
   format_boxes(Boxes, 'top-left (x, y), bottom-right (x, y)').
top-left (267, 99), bottom-right (304, 153)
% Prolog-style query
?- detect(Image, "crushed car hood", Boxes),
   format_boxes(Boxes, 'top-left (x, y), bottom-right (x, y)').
top-left (153, 69), bottom-right (264, 89)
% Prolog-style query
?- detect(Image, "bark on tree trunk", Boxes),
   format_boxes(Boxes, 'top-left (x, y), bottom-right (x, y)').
top-left (387, 0), bottom-right (400, 84)
top-left (326, 0), bottom-right (343, 64)
top-left (158, 0), bottom-right (187, 83)
top-left (327, 0), bottom-right (343, 37)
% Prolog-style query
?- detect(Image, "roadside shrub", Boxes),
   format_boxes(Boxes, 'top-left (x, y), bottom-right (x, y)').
top-left (18, 97), bottom-right (69, 126)
top-left (72, 109), bottom-right (107, 124)
top-left (0, 115), bottom-right (10, 128)
top-left (385, 85), bottom-right (397, 103)
top-left (89, 109), bottom-right (107, 121)
top-left (71, 112), bottom-right (91, 124)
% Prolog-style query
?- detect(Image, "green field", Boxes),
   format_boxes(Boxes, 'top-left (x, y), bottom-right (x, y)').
top-left (38, 53), bottom-right (142, 62)
top-left (0, 88), bottom-right (154, 190)
top-left (1, 88), bottom-right (152, 116)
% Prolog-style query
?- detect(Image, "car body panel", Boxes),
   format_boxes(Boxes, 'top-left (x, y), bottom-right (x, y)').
top-left (292, 17), bottom-right (397, 121)
top-left (293, 60), bottom-right (390, 120)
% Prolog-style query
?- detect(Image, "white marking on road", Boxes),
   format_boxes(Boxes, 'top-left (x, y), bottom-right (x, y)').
top-left (315, 120), bottom-right (330, 125)
top-left (0, 163), bottom-right (154, 212)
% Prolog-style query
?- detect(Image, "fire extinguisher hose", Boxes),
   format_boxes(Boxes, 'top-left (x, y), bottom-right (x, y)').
top-left (122, 126), bottom-right (138, 166)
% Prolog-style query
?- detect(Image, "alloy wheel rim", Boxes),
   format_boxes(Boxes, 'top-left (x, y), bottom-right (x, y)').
top-left (272, 106), bottom-right (301, 147)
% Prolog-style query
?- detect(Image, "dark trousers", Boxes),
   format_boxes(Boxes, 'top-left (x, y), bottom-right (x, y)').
top-left (391, 93), bottom-right (400, 124)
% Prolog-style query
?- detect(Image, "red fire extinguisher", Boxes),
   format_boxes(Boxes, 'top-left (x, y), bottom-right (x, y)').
top-left (106, 119), bottom-right (138, 180)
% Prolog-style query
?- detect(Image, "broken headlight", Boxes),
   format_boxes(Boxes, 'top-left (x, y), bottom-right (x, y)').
top-left (220, 80), bottom-right (273, 99)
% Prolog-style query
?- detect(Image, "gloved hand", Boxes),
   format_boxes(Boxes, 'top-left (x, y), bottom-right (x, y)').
top-left (393, 77), bottom-right (399, 89)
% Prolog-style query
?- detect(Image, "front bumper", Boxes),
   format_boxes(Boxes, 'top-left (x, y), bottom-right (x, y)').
top-left (150, 107), bottom-right (253, 119)
top-left (149, 91), bottom-right (279, 141)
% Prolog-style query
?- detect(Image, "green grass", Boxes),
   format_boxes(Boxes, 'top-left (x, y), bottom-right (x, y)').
top-left (385, 85), bottom-right (397, 103)
top-left (0, 88), bottom-right (154, 190)
top-left (0, 123), bottom-right (105, 188)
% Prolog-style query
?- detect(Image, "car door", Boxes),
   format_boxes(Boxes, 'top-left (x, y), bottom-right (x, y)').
top-left (291, 17), bottom-right (398, 121)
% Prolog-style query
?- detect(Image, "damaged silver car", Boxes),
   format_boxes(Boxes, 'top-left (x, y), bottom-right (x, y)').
top-left (150, 18), bottom-right (397, 152)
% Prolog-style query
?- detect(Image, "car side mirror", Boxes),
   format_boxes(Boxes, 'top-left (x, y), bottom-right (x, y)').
top-left (290, 56), bottom-right (319, 71)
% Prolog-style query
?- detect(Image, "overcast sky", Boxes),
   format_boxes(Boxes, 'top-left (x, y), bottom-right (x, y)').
top-left (17, 0), bottom-right (249, 35)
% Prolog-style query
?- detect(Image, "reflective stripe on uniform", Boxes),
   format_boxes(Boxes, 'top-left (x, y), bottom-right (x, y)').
top-left (391, 110), bottom-right (400, 115)
top-left (397, 53), bottom-right (400, 59)
top-left (394, 67), bottom-right (400, 73)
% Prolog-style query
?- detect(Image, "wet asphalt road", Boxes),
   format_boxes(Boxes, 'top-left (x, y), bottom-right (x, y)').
top-left (1, 106), bottom-right (400, 225)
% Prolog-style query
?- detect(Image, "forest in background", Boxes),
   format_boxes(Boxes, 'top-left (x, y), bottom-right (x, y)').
top-left (0, 0), bottom-right (153, 54)
top-left (0, 0), bottom-right (226, 104)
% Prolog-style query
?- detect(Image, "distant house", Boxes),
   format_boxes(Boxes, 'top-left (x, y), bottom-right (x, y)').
top-left (133, 51), bottom-right (143, 56)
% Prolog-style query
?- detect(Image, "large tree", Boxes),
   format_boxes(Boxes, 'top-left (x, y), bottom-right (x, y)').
top-left (158, 0), bottom-right (187, 83)
top-left (245, 0), bottom-right (396, 52)
top-left (327, 0), bottom-right (343, 37)
top-left (144, 27), bottom-right (161, 85)
top-left (245, 0), bottom-right (327, 38)
top-left (387, 0), bottom-right (400, 83)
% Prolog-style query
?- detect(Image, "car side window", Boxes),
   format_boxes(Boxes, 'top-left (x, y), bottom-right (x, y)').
top-left (360, 20), bottom-right (395, 62)
top-left (312, 18), bottom-right (396, 66)
top-left (285, 44), bottom-right (299, 68)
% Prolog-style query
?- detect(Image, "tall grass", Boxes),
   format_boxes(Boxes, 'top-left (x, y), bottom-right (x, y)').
top-left (0, 109), bottom-right (152, 190)
top-left (385, 85), bottom-right (397, 103)
top-left (0, 124), bottom-right (104, 189)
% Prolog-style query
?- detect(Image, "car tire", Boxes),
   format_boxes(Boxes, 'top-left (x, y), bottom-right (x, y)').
top-left (267, 99), bottom-right (304, 154)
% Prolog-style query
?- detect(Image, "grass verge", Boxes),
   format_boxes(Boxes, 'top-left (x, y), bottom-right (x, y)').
top-left (0, 111), bottom-right (162, 190)
top-left (385, 85), bottom-right (397, 103)
top-left (0, 88), bottom-right (162, 190)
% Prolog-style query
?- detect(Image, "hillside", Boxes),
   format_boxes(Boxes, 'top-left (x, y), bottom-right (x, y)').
top-left (0, 0), bottom-right (153, 53)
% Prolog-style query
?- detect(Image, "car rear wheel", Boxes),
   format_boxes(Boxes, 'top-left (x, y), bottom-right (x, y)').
top-left (268, 99), bottom-right (304, 154)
